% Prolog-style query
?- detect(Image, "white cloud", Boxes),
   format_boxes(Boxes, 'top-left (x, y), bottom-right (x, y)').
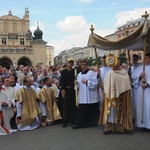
top-left (50, 16), bottom-right (91, 56)
top-left (48, 40), bottom-right (72, 56)
top-left (115, 8), bottom-right (150, 27)
top-left (56, 15), bottom-right (89, 34)
top-left (30, 21), bottom-right (44, 35)
top-left (49, 8), bottom-right (150, 57)
top-left (79, 0), bottom-right (94, 3)
top-left (49, 16), bottom-right (115, 56)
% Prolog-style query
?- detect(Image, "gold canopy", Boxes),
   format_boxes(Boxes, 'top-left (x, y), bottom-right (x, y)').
top-left (88, 18), bottom-right (150, 51)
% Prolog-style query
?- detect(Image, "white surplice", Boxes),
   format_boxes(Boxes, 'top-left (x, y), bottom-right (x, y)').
top-left (131, 64), bottom-right (141, 118)
top-left (2, 86), bottom-right (15, 103)
top-left (77, 70), bottom-right (99, 104)
top-left (99, 66), bottom-right (111, 106)
top-left (15, 86), bottom-right (40, 131)
top-left (136, 64), bottom-right (150, 129)
top-left (0, 90), bottom-right (11, 135)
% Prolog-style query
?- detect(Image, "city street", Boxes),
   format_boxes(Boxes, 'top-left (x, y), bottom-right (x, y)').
top-left (0, 124), bottom-right (150, 150)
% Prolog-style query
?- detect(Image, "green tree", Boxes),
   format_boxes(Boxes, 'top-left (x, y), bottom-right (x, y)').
top-left (93, 56), bottom-right (102, 66)
top-left (78, 56), bottom-right (102, 67)
top-left (85, 57), bottom-right (94, 66)
top-left (118, 52), bottom-right (127, 65)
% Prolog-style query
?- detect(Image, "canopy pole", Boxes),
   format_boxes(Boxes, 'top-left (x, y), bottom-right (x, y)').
top-left (125, 29), bottom-right (132, 82)
top-left (141, 35), bottom-right (147, 124)
top-left (90, 25), bottom-right (100, 67)
top-left (90, 25), bottom-right (103, 111)
top-left (141, 11), bottom-right (149, 124)
top-left (74, 61), bottom-right (78, 107)
top-left (90, 25), bottom-right (103, 88)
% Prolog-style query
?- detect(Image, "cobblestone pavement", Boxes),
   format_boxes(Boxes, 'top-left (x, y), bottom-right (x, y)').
top-left (0, 124), bottom-right (150, 150)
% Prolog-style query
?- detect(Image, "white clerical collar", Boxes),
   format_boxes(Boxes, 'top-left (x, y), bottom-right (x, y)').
top-left (23, 86), bottom-right (31, 90)
top-left (133, 64), bottom-right (140, 67)
top-left (102, 66), bottom-right (110, 69)
top-left (43, 85), bottom-right (52, 89)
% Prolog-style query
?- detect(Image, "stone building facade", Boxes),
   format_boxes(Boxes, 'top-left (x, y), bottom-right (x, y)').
top-left (0, 9), bottom-right (53, 69)
top-left (115, 18), bottom-right (150, 62)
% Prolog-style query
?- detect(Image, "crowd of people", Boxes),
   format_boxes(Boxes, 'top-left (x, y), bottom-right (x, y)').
top-left (0, 53), bottom-right (150, 136)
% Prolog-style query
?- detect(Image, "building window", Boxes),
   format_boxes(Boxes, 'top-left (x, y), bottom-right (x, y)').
top-left (135, 22), bottom-right (138, 26)
top-left (130, 24), bottom-right (133, 27)
top-left (2, 38), bottom-right (7, 45)
top-left (118, 34), bottom-right (121, 38)
top-left (117, 28), bottom-right (120, 31)
top-left (20, 38), bottom-right (25, 45)
top-left (121, 27), bottom-right (124, 30)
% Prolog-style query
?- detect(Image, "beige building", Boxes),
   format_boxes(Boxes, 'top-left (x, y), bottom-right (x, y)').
top-left (115, 18), bottom-right (146, 63)
top-left (46, 45), bottom-right (54, 66)
top-left (54, 46), bottom-right (112, 67)
top-left (56, 18), bottom-right (150, 66)
top-left (0, 9), bottom-right (53, 69)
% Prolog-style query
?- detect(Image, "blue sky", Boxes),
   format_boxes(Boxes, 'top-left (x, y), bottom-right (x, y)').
top-left (0, 0), bottom-right (150, 56)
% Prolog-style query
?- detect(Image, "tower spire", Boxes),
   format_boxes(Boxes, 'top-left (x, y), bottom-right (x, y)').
top-left (25, 7), bottom-right (29, 17)
top-left (37, 22), bottom-right (39, 29)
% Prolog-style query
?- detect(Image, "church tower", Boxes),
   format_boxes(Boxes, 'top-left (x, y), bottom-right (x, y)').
top-left (32, 22), bottom-right (47, 65)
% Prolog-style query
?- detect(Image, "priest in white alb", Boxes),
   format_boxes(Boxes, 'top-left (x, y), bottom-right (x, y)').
top-left (136, 53), bottom-right (150, 130)
top-left (99, 55), bottom-right (111, 106)
top-left (0, 78), bottom-right (12, 135)
top-left (72, 60), bottom-right (100, 129)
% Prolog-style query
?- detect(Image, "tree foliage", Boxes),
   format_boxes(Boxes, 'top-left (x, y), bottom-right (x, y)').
top-left (79, 56), bottom-right (102, 67)
top-left (118, 52), bottom-right (128, 65)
